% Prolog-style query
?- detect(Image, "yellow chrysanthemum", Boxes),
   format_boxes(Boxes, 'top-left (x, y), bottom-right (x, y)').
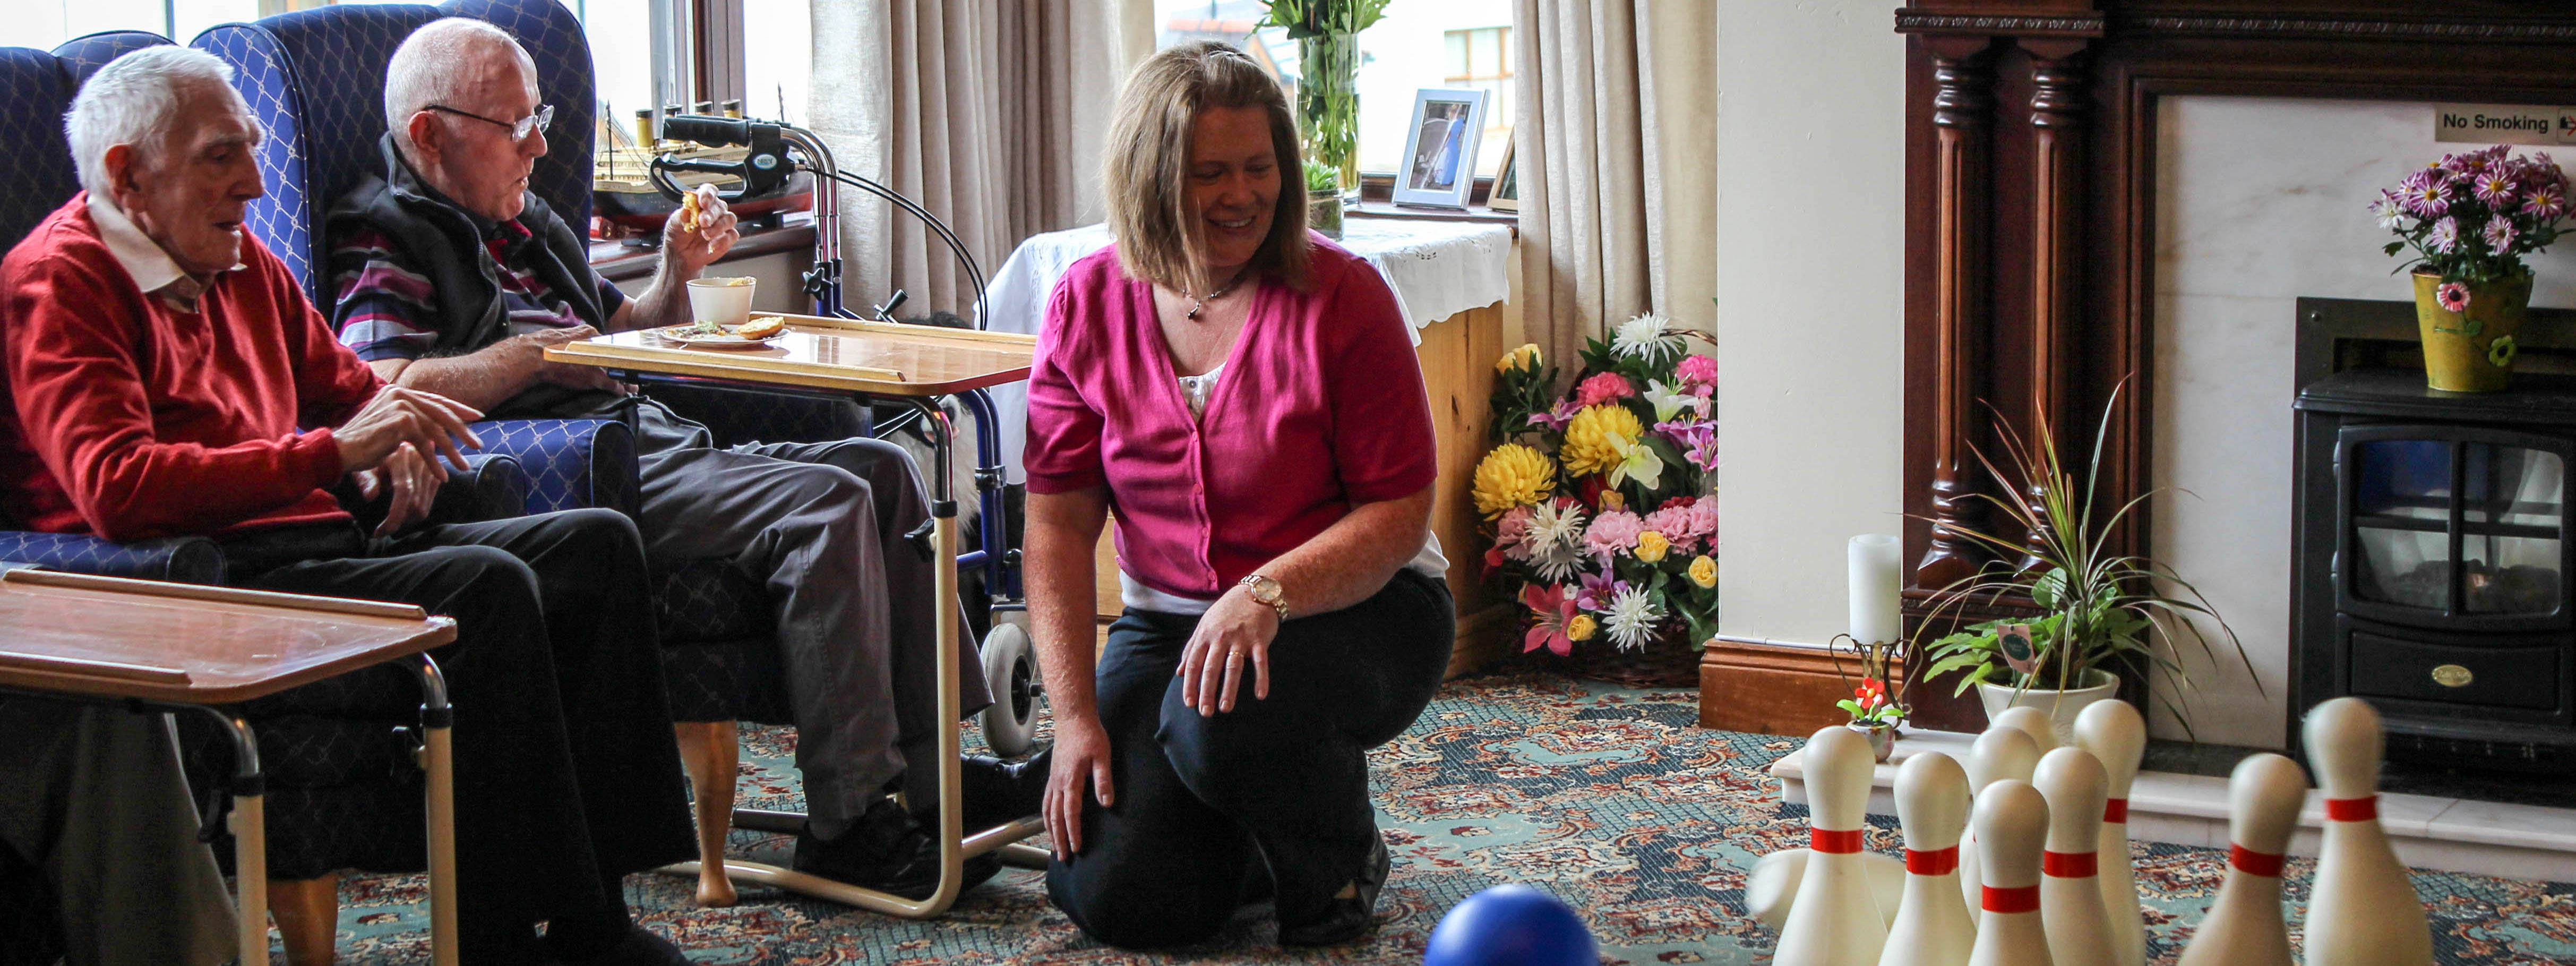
top-left (1689, 554), bottom-right (1718, 588)
top-left (1472, 443), bottom-right (1556, 518)
top-left (1495, 343), bottom-right (1543, 374)
top-left (1634, 531), bottom-right (1670, 563)
top-left (1566, 614), bottom-right (1597, 642)
top-left (1561, 404), bottom-right (1643, 477)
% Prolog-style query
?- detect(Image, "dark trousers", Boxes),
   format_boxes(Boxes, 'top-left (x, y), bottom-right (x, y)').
top-left (222, 510), bottom-right (693, 952)
top-left (1046, 569), bottom-right (1453, 948)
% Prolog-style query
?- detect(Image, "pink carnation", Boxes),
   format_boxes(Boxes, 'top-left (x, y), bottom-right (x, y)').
top-left (1643, 507), bottom-right (1699, 555)
top-left (1583, 509), bottom-right (1645, 559)
top-left (1496, 505), bottom-right (1537, 561)
top-left (1677, 354), bottom-right (1718, 390)
top-left (1574, 372), bottom-right (1635, 409)
top-left (1686, 499), bottom-right (1719, 541)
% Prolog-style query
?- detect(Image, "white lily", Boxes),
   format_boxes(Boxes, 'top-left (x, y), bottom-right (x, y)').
top-left (1641, 379), bottom-right (1695, 423)
top-left (1605, 432), bottom-right (1666, 490)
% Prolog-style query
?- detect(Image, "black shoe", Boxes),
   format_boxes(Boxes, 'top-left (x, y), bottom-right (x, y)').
top-left (959, 749), bottom-right (1050, 831)
top-left (1277, 834), bottom-right (1391, 947)
top-left (796, 796), bottom-right (1006, 901)
top-left (548, 922), bottom-right (693, 965)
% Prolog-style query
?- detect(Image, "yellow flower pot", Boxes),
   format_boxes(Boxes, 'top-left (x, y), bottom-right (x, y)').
top-left (2414, 271), bottom-right (2532, 392)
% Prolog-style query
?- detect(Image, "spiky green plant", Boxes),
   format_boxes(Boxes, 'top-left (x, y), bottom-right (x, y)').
top-left (1918, 382), bottom-right (2259, 733)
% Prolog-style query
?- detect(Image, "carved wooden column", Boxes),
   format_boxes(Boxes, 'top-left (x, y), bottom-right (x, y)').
top-left (1917, 37), bottom-right (1997, 590)
top-left (2021, 40), bottom-right (2089, 567)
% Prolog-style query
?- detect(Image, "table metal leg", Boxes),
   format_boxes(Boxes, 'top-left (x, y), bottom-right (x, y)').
top-left (412, 654), bottom-right (458, 966)
top-left (191, 708), bottom-right (269, 966)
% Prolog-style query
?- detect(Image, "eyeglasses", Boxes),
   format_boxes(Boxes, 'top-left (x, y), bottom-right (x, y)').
top-left (425, 103), bottom-right (554, 143)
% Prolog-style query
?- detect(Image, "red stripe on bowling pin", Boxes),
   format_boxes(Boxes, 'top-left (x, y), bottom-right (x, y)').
top-left (2042, 850), bottom-right (2098, 878)
top-left (2229, 844), bottom-right (2286, 878)
top-left (1905, 846), bottom-right (1959, 876)
top-left (1982, 885), bottom-right (2041, 913)
top-left (1810, 827), bottom-right (1865, 854)
top-left (2102, 798), bottom-right (2129, 823)
top-left (2324, 796), bottom-right (2377, 822)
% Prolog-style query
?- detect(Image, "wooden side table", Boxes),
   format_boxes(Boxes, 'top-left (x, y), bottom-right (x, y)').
top-left (0, 568), bottom-right (461, 965)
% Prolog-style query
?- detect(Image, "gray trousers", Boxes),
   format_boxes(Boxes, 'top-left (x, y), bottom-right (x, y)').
top-left (0, 699), bottom-right (237, 966)
top-left (630, 403), bottom-right (988, 837)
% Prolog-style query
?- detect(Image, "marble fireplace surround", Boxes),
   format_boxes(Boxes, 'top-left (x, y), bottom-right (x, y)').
top-left (1892, 3), bottom-right (2576, 756)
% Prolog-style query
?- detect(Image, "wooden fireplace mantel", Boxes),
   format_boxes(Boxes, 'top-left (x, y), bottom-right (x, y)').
top-left (1876, 0), bottom-right (2576, 731)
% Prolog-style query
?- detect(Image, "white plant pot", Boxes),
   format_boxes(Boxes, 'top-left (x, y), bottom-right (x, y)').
top-left (1977, 669), bottom-right (2120, 746)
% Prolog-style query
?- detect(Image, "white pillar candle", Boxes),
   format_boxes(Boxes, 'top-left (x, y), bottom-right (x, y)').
top-left (1849, 534), bottom-right (1903, 644)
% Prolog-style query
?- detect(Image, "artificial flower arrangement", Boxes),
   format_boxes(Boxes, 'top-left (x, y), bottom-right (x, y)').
top-left (2372, 144), bottom-right (2573, 390)
top-left (1473, 314), bottom-right (1719, 671)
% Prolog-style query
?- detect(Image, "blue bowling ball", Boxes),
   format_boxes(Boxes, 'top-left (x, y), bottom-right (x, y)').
top-left (1424, 884), bottom-right (1598, 966)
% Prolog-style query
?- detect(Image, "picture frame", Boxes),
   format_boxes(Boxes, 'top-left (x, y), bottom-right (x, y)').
top-left (1488, 136), bottom-right (1519, 213)
top-left (1393, 88), bottom-right (1490, 209)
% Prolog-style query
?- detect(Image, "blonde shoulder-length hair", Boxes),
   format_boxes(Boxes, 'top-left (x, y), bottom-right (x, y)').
top-left (1102, 41), bottom-right (1310, 295)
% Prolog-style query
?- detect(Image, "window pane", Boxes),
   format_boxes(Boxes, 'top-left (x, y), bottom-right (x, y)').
top-left (742, 0), bottom-right (810, 125)
top-left (1469, 28), bottom-right (1499, 79)
top-left (171, 0), bottom-right (259, 45)
top-left (583, 0), bottom-right (654, 149)
top-left (1356, 2), bottom-right (1510, 178)
top-left (1444, 31), bottom-right (1467, 80)
top-left (0, 0), bottom-right (164, 50)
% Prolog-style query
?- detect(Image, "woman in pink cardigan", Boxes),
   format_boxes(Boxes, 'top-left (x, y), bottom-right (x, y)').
top-left (1021, 41), bottom-right (1455, 948)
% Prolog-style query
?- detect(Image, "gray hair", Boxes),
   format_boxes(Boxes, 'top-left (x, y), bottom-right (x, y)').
top-left (384, 18), bottom-right (537, 156)
top-left (64, 46), bottom-right (252, 200)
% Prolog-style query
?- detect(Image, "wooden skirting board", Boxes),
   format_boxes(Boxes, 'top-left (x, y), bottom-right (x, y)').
top-left (1698, 639), bottom-right (1901, 738)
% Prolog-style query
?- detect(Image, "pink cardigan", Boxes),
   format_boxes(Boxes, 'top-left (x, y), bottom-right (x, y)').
top-left (1024, 233), bottom-right (1438, 602)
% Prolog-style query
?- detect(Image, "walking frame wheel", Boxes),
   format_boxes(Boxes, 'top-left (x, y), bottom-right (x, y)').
top-left (978, 622), bottom-right (1043, 757)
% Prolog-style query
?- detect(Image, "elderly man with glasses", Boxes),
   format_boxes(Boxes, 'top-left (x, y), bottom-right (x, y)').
top-left (323, 18), bottom-right (1044, 901)
top-left (0, 45), bottom-right (698, 963)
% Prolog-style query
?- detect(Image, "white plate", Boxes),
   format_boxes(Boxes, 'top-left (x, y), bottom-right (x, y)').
top-left (656, 324), bottom-right (783, 349)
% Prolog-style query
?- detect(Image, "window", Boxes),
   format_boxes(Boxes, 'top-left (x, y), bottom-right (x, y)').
top-left (0, 0), bottom-right (257, 50)
top-left (1153, 2), bottom-right (1514, 183)
top-left (1443, 25), bottom-right (1510, 178)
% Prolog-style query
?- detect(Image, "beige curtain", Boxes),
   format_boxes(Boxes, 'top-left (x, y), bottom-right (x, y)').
top-left (1512, 0), bottom-right (1717, 362)
top-left (808, 0), bottom-right (1143, 321)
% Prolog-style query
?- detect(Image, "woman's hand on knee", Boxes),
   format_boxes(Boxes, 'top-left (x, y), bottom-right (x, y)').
top-left (1177, 591), bottom-right (1280, 715)
top-left (1045, 713), bottom-right (1115, 860)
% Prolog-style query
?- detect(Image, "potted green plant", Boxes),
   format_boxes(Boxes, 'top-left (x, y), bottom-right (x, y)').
top-left (2373, 145), bottom-right (2573, 392)
top-left (1920, 384), bottom-right (2257, 742)
top-left (1306, 159), bottom-right (1344, 239)
top-left (1834, 640), bottom-right (1905, 763)
top-left (1260, 0), bottom-right (1389, 196)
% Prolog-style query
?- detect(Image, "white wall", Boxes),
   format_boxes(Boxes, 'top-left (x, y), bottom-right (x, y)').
top-left (2152, 97), bottom-right (2576, 748)
top-left (1712, 1), bottom-right (1909, 646)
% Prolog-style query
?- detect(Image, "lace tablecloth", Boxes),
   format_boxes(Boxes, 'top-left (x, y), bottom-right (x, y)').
top-left (978, 218), bottom-right (1513, 481)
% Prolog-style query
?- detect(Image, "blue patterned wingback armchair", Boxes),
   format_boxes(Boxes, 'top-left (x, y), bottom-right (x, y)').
top-left (195, 0), bottom-right (837, 732)
top-left (0, 34), bottom-right (531, 953)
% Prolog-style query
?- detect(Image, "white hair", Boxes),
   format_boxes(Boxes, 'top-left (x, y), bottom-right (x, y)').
top-left (384, 18), bottom-right (537, 157)
top-left (64, 46), bottom-right (252, 200)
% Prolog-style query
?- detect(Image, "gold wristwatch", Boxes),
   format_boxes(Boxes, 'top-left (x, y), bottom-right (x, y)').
top-left (1238, 574), bottom-right (1289, 620)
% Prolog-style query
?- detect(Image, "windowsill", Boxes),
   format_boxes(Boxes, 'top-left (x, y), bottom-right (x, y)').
top-left (589, 212), bottom-right (818, 283)
top-left (1346, 200), bottom-right (1520, 233)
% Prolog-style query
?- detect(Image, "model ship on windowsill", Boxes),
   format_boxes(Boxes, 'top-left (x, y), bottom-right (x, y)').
top-left (591, 114), bottom-right (812, 237)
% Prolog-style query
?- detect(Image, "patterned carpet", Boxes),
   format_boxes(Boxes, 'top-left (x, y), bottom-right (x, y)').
top-left (316, 672), bottom-right (2576, 964)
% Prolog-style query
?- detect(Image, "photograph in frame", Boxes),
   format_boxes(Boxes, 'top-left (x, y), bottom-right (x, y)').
top-left (1488, 136), bottom-right (1518, 213)
top-left (1394, 87), bottom-right (1490, 209)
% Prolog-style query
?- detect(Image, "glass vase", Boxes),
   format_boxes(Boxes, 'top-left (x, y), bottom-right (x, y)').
top-left (1298, 32), bottom-right (1362, 198)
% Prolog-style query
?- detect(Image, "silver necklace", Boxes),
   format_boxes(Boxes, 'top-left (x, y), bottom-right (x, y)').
top-left (1184, 272), bottom-right (1246, 321)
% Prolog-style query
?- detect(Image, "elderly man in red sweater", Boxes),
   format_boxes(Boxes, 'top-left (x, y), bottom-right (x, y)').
top-left (0, 46), bottom-right (695, 965)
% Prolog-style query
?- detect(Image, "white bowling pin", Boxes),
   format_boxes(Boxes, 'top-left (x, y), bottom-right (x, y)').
top-left (1777, 725), bottom-right (1891, 966)
top-left (2302, 698), bottom-right (2433, 966)
top-left (1968, 780), bottom-right (2056, 966)
top-left (2075, 700), bottom-right (2149, 966)
top-left (1961, 726), bottom-right (2045, 918)
top-left (1749, 848), bottom-right (1906, 930)
top-left (1879, 751), bottom-right (1976, 966)
top-left (2033, 748), bottom-right (2115, 966)
top-left (1990, 705), bottom-right (2063, 755)
top-left (2175, 753), bottom-right (2306, 966)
